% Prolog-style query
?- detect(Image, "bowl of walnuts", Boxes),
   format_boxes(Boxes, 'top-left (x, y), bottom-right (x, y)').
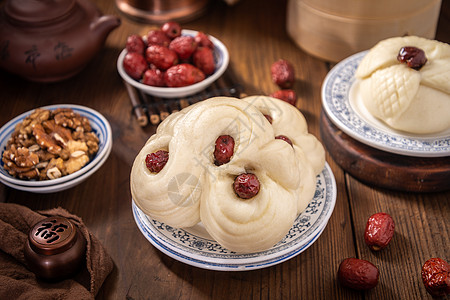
top-left (0, 104), bottom-right (112, 193)
top-left (117, 22), bottom-right (229, 98)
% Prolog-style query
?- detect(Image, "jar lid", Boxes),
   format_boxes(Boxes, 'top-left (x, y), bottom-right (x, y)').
top-left (28, 216), bottom-right (78, 256)
top-left (4, 0), bottom-right (76, 24)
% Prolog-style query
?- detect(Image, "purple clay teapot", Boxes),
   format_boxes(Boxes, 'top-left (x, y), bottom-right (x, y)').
top-left (0, 0), bottom-right (121, 82)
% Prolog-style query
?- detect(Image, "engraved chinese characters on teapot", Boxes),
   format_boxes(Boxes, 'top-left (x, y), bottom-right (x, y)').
top-left (0, 0), bottom-right (121, 82)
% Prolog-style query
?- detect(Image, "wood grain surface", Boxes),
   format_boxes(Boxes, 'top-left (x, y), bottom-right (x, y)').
top-left (0, 0), bottom-right (449, 299)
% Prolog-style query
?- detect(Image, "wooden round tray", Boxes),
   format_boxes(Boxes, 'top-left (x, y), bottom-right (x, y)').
top-left (320, 111), bottom-right (450, 193)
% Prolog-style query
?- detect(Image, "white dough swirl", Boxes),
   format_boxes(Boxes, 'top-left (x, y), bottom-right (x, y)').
top-left (355, 36), bottom-right (450, 134)
top-left (130, 96), bottom-right (325, 253)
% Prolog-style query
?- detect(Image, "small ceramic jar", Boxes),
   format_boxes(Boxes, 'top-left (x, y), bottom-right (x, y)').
top-left (24, 216), bottom-right (86, 281)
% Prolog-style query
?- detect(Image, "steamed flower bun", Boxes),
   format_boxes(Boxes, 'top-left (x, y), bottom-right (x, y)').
top-left (130, 96), bottom-right (325, 253)
top-left (355, 36), bottom-right (450, 134)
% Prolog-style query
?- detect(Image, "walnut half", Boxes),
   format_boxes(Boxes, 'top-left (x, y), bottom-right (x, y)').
top-left (2, 145), bottom-right (40, 179)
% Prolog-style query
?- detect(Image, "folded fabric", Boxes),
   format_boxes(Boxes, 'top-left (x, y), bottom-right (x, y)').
top-left (0, 203), bottom-right (113, 300)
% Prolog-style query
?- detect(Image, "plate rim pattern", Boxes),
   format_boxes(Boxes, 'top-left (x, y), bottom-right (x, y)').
top-left (132, 162), bottom-right (336, 271)
top-left (321, 50), bottom-right (450, 157)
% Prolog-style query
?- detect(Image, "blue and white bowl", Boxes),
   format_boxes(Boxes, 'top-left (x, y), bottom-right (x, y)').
top-left (0, 104), bottom-right (112, 192)
top-left (117, 29), bottom-right (229, 98)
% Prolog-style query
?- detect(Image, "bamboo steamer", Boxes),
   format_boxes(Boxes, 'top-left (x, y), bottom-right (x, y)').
top-left (287, 0), bottom-right (442, 62)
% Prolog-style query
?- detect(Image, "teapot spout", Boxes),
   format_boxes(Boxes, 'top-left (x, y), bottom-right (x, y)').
top-left (91, 15), bottom-right (121, 41)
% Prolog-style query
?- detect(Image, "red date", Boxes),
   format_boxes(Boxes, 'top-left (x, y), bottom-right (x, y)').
top-left (422, 257), bottom-right (450, 297)
top-left (234, 173), bottom-right (260, 199)
top-left (193, 47), bottom-right (215, 75)
top-left (275, 135), bottom-right (293, 146)
top-left (142, 69), bottom-right (165, 87)
top-left (397, 46), bottom-right (427, 70)
top-left (270, 89), bottom-right (297, 106)
top-left (271, 59), bottom-right (295, 89)
top-left (145, 45), bottom-right (178, 70)
top-left (169, 36), bottom-right (198, 60)
top-left (338, 258), bottom-right (379, 291)
top-left (364, 212), bottom-right (395, 251)
top-left (195, 31), bottom-right (214, 49)
top-left (123, 52), bottom-right (148, 80)
top-left (264, 114), bottom-right (273, 124)
top-left (126, 34), bottom-right (145, 55)
top-left (147, 29), bottom-right (171, 47)
top-left (214, 135), bottom-right (235, 166)
top-left (161, 21), bottom-right (181, 39)
top-left (124, 23), bottom-right (216, 89)
top-left (145, 150), bottom-right (169, 173)
top-left (164, 64), bottom-right (205, 87)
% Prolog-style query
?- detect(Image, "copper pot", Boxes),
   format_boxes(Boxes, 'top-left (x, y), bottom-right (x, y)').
top-left (116, 0), bottom-right (210, 23)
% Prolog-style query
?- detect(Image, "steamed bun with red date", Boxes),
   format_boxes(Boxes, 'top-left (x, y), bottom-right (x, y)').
top-left (355, 36), bottom-right (450, 134)
top-left (130, 96), bottom-right (325, 253)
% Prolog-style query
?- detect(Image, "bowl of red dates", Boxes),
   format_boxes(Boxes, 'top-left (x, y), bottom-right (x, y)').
top-left (117, 22), bottom-right (229, 98)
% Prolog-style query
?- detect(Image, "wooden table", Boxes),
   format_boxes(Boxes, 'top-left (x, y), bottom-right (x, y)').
top-left (1, 0), bottom-right (449, 299)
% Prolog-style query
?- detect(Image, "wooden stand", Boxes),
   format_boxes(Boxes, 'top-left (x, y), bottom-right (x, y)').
top-left (320, 111), bottom-right (450, 192)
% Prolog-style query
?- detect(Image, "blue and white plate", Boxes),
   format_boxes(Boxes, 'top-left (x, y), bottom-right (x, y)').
top-left (117, 29), bottom-right (229, 98)
top-left (321, 51), bottom-right (450, 157)
top-left (132, 163), bottom-right (336, 271)
top-left (0, 104), bottom-right (112, 190)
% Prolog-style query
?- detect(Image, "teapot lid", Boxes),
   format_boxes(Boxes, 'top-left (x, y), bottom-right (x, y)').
top-left (5, 0), bottom-right (76, 24)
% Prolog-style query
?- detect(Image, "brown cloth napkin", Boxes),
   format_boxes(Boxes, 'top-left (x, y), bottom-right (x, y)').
top-left (0, 203), bottom-right (114, 300)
